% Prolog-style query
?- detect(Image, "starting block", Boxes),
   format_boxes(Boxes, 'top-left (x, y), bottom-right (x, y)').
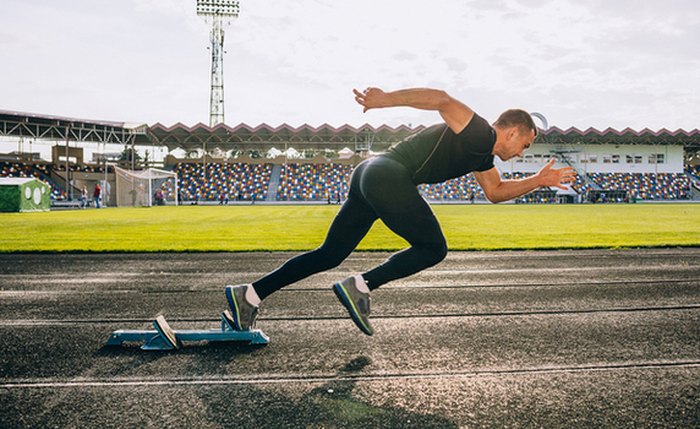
top-left (106, 310), bottom-right (270, 351)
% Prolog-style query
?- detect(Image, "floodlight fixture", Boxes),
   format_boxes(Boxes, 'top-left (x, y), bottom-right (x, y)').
top-left (197, 0), bottom-right (241, 126)
top-left (197, 0), bottom-right (240, 18)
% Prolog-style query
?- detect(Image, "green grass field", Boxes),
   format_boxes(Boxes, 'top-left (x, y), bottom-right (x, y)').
top-left (1, 204), bottom-right (699, 252)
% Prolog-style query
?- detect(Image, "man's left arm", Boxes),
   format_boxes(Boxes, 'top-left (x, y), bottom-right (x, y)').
top-left (353, 87), bottom-right (473, 134)
top-left (474, 159), bottom-right (576, 203)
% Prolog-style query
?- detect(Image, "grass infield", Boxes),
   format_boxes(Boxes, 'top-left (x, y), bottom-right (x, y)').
top-left (1, 204), bottom-right (699, 252)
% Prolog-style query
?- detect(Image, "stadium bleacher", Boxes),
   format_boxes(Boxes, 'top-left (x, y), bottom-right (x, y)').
top-left (171, 163), bottom-right (693, 202)
top-left (173, 162), bottom-right (272, 202)
top-left (588, 172), bottom-right (690, 200)
top-left (276, 163), bottom-right (352, 202)
top-left (53, 164), bottom-right (111, 174)
top-left (418, 175), bottom-right (485, 201)
top-left (1, 160), bottom-right (697, 204)
top-left (0, 161), bottom-right (66, 200)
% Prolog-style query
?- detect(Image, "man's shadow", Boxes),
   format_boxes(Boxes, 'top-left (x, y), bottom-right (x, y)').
top-left (199, 356), bottom-right (458, 428)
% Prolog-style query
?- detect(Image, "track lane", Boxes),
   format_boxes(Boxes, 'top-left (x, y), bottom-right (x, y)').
top-left (1, 366), bottom-right (698, 428)
top-left (1, 309), bottom-right (698, 380)
top-left (1, 279), bottom-right (698, 320)
top-left (2, 249), bottom-right (699, 428)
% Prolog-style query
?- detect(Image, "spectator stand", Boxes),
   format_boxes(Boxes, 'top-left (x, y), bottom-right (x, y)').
top-left (173, 162), bottom-right (272, 204)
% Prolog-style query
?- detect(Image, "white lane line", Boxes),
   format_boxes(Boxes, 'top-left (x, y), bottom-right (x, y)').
top-left (0, 278), bottom-right (697, 296)
top-left (2, 360), bottom-right (699, 389)
top-left (1, 264), bottom-right (699, 286)
top-left (1, 304), bottom-right (698, 326)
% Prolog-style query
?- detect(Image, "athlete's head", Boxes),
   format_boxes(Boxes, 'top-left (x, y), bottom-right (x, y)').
top-left (492, 109), bottom-right (537, 160)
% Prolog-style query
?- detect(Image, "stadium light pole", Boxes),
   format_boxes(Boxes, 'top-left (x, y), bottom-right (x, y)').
top-left (64, 124), bottom-right (72, 201)
top-left (197, 0), bottom-right (240, 127)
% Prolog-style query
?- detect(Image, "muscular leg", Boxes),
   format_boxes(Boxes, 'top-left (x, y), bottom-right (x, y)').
top-left (358, 157), bottom-right (448, 290)
top-left (252, 192), bottom-right (377, 300)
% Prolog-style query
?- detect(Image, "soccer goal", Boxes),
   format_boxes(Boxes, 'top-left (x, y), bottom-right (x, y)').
top-left (115, 167), bottom-right (179, 207)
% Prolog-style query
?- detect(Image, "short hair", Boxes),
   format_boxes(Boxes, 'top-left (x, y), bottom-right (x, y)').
top-left (493, 109), bottom-right (538, 136)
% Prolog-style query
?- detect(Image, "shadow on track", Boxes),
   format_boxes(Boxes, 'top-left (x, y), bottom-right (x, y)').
top-left (198, 356), bottom-right (458, 428)
top-left (95, 342), bottom-right (266, 376)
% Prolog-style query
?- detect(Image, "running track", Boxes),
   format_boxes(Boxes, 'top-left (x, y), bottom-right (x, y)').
top-left (1, 249), bottom-right (698, 428)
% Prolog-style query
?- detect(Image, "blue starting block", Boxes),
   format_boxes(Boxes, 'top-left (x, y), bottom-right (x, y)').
top-left (106, 310), bottom-right (269, 351)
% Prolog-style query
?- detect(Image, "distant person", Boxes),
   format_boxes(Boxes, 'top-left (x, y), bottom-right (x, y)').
top-left (93, 183), bottom-right (102, 208)
top-left (155, 188), bottom-right (165, 206)
top-left (468, 190), bottom-right (475, 204)
top-left (80, 186), bottom-right (88, 209)
top-left (219, 192), bottom-right (228, 205)
top-left (224, 86), bottom-right (575, 336)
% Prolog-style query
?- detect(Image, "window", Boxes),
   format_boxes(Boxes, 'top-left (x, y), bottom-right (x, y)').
top-left (612, 154), bottom-right (620, 164)
top-left (588, 154), bottom-right (598, 163)
top-left (603, 155), bottom-right (612, 164)
top-left (648, 154), bottom-right (665, 164)
top-left (634, 155), bottom-right (642, 164)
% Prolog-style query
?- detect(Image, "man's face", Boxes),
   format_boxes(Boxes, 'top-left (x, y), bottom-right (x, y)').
top-left (502, 127), bottom-right (535, 160)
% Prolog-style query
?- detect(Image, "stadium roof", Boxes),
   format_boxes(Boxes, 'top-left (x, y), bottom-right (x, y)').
top-left (0, 109), bottom-right (147, 145)
top-left (539, 126), bottom-right (700, 146)
top-left (147, 122), bottom-right (425, 151)
top-left (149, 122), bottom-right (700, 153)
top-left (1, 109), bottom-right (699, 153)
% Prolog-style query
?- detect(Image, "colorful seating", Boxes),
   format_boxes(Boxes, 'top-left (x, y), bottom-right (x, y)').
top-left (1, 161), bottom-right (695, 203)
top-left (276, 163), bottom-right (352, 201)
top-left (173, 162), bottom-right (272, 201)
top-left (588, 172), bottom-right (690, 200)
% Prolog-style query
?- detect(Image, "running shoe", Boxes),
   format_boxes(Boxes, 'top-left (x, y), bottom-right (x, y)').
top-left (224, 284), bottom-right (259, 330)
top-left (332, 276), bottom-right (374, 336)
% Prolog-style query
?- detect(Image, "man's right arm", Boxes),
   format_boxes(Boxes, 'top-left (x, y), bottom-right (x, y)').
top-left (353, 87), bottom-right (474, 134)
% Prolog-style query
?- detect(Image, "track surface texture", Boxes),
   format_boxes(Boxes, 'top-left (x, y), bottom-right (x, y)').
top-left (1, 249), bottom-right (699, 428)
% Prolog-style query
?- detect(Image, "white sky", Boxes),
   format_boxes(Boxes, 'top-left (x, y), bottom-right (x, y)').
top-left (2, 0), bottom-right (699, 130)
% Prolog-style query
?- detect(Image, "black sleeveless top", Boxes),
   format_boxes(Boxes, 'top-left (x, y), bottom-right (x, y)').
top-left (383, 113), bottom-right (496, 184)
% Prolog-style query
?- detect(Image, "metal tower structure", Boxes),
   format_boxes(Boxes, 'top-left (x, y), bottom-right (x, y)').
top-left (197, 0), bottom-right (240, 126)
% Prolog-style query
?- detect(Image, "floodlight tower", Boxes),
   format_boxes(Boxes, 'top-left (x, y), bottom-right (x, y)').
top-left (197, 0), bottom-right (240, 126)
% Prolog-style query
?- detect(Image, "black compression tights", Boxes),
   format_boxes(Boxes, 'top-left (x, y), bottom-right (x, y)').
top-left (252, 156), bottom-right (448, 300)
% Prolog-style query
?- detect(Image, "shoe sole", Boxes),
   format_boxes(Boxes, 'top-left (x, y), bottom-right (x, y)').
top-left (333, 283), bottom-right (373, 336)
top-left (225, 286), bottom-right (244, 331)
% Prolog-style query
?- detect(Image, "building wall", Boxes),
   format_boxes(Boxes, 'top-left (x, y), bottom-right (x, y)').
top-left (495, 144), bottom-right (685, 174)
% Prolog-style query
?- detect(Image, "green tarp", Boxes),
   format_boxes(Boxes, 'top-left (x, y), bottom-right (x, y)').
top-left (0, 177), bottom-right (51, 212)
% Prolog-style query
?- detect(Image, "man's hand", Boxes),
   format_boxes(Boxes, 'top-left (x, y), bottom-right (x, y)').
top-left (536, 159), bottom-right (577, 190)
top-left (353, 87), bottom-right (389, 112)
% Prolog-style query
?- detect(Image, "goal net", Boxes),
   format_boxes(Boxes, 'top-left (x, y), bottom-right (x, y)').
top-left (115, 167), bottom-right (179, 207)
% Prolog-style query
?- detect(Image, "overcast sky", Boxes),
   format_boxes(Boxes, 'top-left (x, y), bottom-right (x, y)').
top-left (2, 0), bottom-right (699, 130)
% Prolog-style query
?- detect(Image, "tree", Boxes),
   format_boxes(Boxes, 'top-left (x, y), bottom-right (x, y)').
top-left (118, 146), bottom-right (142, 168)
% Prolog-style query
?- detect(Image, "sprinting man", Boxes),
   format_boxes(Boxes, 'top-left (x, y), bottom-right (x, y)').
top-left (225, 87), bottom-right (576, 336)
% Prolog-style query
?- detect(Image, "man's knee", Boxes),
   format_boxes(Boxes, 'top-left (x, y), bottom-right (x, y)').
top-left (424, 240), bottom-right (448, 266)
top-left (312, 244), bottom-right (347, 270)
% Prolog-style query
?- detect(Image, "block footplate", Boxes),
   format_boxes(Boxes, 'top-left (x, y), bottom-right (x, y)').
top-left (106, 310), bottom-right (270, 350)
